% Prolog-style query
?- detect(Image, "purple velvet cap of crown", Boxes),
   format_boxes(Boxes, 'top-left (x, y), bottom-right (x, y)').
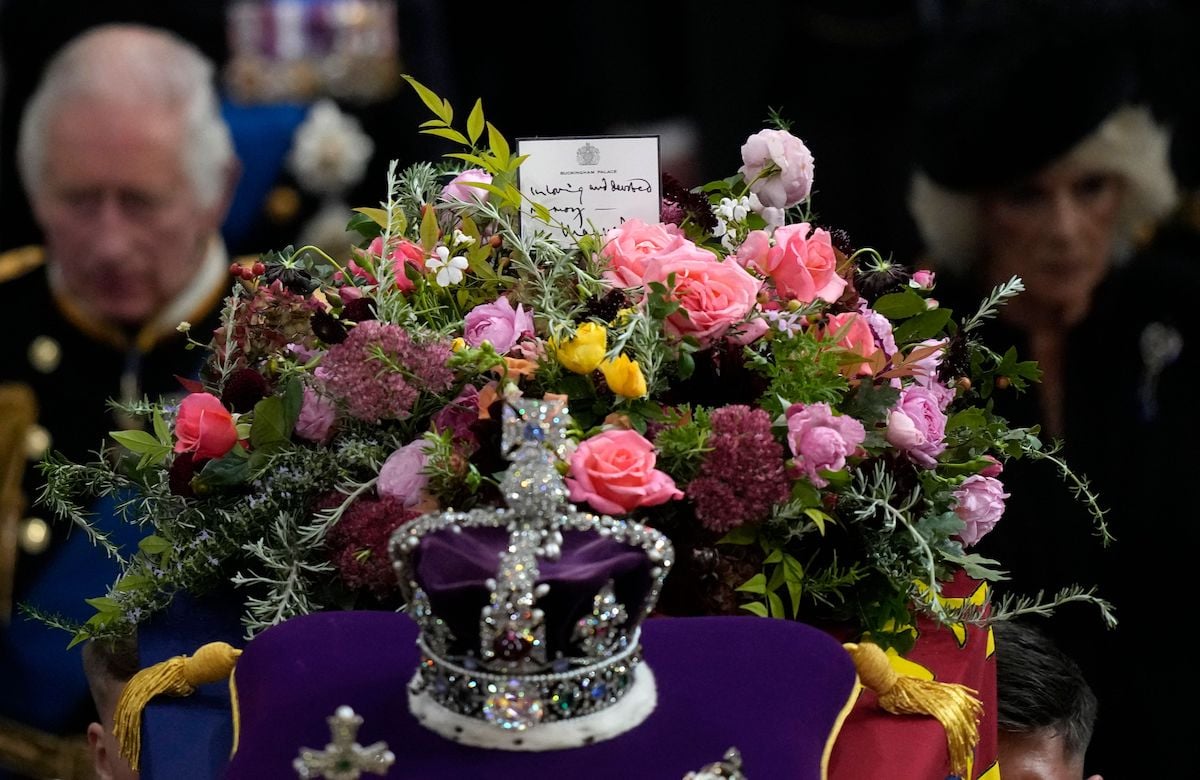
top-left (410, 525), bottom-right (655, 660)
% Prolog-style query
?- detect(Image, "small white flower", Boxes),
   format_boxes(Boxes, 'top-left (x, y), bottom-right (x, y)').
top-left (451, 228), bottom-right (476, 248)
top-left (425, 246), bottom-right (469, 287)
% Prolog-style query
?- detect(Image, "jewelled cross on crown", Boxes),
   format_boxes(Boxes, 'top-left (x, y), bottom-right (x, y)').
top-left (293, 705), bottom-right (395, 779)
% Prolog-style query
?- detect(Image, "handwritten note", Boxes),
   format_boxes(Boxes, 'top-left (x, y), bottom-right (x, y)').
top-left (517, 136), bottom-right (661, 246)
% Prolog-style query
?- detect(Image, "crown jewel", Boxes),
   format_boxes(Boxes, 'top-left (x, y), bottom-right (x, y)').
top-left (389, 395), bottom-right (673, 750)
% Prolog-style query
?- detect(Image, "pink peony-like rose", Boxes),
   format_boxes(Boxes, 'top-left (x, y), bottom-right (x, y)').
top-left (378, 439), bottom-right (431, 508)
top-left (566, 429), bottom-right (683, 515)
top-left (600, 218), bottom-right (689, 288)
top-left (785, 402), bottom-right (866, 488)
top-left (463, 296), bottom-right (535, 355)
top-left (440, 168), bottom-right (493, 204)
top-left (738, 128), bottom-right (815, 209)
top-left (821, 311), bottom-right (879, 376)
top-left (886, 386), bottom-right (948, 468)
top-left (641, 251), bottom-right (761, 346)
top-left (734, 228), bottom-right (771, 272)
top-left (757, 223), bottom-right (845, 305)
top-left (295, 386), bottom-right (338, 443)
top-left (173, 392), bottom-right (238, 461)
top-left (952, 475), bottom-right (1009, 547)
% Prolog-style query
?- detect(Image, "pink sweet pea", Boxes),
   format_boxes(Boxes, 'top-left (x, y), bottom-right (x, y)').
top-left (463, 296), bottom-right (535, 355)
top-left (952, 475), bottom-right (1009, 547)
top-left (600, 218), bottom-right (689, 288)
top-left (641, 251), bottom-right (761, 346)
top-left (885, 386), bottom-right (948, 468)
top-left (738, 128), bottom-right (815, 208)
top-left (566, 429), bottom-right (683, 515)
top-left (785, 402), bottom-right (866, 488)
top-left (440, 168), bottom-right (493, 204)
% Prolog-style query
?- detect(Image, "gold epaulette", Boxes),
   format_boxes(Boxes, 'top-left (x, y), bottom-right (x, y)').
top-left (0, 246), bottom-right (44, 284)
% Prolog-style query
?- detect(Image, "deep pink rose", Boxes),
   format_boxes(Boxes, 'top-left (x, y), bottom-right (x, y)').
top-left (738, 128), bottom-right (815, 209)
top-left (980, 456), bottom-right (1004, 478)
top-left (642, 251), bottom-right (761, 346)
top-left (463, 296), bottom-right (535, 354)
top-left (785, 402), bottom-right (866, 488)
top-left (566, 429), bottom-right (683, 515)
top-left (173, 392), bottom-right (238, 461)
top-left (822, 311), bottom-right (879, 376)
top-left (441, 168), bottom-right (493, 204)
top-left (600, 218), bottom-right (689, 288)
top-left (355, 236), bottom-right (425, 292)
top-left (378, 439), bottom-right (430, 508)
top-left (953, 475), bottom-right (1009, 547)
top-left (295, 386), bottom-right (337, 443)
top-left (886, 386), bottom-right (948, 468)
top-left (759, 223), bottom-right (845, 304)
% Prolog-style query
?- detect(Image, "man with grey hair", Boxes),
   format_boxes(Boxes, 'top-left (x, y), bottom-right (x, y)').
top-left (0, 24), bottom-right (238, 778)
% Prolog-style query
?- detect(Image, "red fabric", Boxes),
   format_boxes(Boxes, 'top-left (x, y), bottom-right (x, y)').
top-left (829, 571), bottom-right (999, 780)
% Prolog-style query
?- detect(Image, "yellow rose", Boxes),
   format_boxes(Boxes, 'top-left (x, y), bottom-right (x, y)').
top-left (600, 353), bottom-right (647, 399)
top-left (556, 322), bottom-right (607, 374)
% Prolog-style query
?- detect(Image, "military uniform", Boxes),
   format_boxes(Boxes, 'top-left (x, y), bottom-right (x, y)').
top-left (0, 240), bottom-right (231, 778)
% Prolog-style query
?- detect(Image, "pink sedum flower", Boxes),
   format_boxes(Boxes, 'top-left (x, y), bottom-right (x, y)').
top-left (886, 386), bottom-right (948, 468)
top-left (463, 296), bottom-right (535, 355)
top-left (785, 402), bottom-right (866, 488)
top-left (566, 429), bottom-right (683, 515)
top-left (440, 168), bottom-right (493, 204)
top-left (295, 386), bottom-right (338, 444)
top-left (738, 128), bottom-right (815, 209)
top-left (952, 475), bottom-right (1009, 547)
top-left (600, 218), bottom-right (689, 288)
top-left (378, 439), bottom-right (431, 508)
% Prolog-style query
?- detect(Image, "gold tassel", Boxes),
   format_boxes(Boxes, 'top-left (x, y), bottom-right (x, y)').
top-left (112, 641), bottom-right (242, 771)
top-left (844, 641), bottom-right (983, 779)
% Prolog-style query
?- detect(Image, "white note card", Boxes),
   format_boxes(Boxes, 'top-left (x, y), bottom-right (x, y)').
top-left (516, 136), bottom-right (661, 247)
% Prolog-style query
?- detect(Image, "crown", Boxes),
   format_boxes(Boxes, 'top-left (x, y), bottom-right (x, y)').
top-left (388, 394), bottom-right (674, 750)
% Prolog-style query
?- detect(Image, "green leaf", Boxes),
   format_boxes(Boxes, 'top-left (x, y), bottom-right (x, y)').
top-left (281, 379), bottom-right (303, 430)
top-left (402, 75), bottom-right (453, 124)
top-left (735, 573), bottom-right (767, 594)
top-left (420, 203), bottom-right (441, 252)
top-left (892, 307), bottom-right (953, 343)
top-left (766, 590), bottom-right (786, 618)
top-left (677, 350), bottom-right (695, 380)
top-left (872, 289), bottom-right (929, 319)
top-left (250, 396), bottom-right (287, 450)
top-left (445, 152), bottom-right (492, 168)
top-left (352, 207), bottom-right (390, 228)
top-left (138, 535), bottom-right (173, 555)
top-left (152, 409), bottom-right (171, 445)
top-left (84, 596), bottom-right (122, 613)
top-left (487, 122), bottom-right (510, 166)
top-left (466, 98), bottom-right (485, 144)
top-left (110, 429), bottom-right (165, 454)
top-left (763, 548), bottom-right (783, 564)
top-left (194, 452), bottom-right (250, 490)
top-left (718, 525), bottom-right (758, 546)
top-left (740, 601), bottom-right (768, 617)
top-left (422, 127), bottom-right (470, 145)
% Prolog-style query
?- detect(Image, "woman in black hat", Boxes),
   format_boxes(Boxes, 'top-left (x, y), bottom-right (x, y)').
top-left (906, 1), bottom-right (1197, 776)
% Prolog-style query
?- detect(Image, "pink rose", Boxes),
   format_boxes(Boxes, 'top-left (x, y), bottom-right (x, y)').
top-left (642, 251), bottom-right (761, 346)
top-left (173, 392), bottom-right (238, 461)
top-left (734, 228), bottom-right (771, 272)
top-left (566, 429), bottom-right (683, 515)
top-left (885, 386), bottom-right (948, 468)
top-left (785, 402), bottom-right (866, 488)
top-left (355, 237), bottom-right (426, 292)
top-left (738, 128), bottom-right (815, 209)
top-left (910, 269), bottom-right (936, 290)
top-left (759, 223), bottom-right (845, 304)
top-left (295, 386), bottom-right (337, 443)
top-left (980, 456), bottom-right (1004, 479)
top-left (378, 439), bottom-right (431, 508)
top-left (463, 296), bottom-right (535, 354)
top-left (859, 304), bottom-right (898, 362)
top-left (952, 475), bottom-right (1009, 547)
top-left (907, 338), bottom-right (955, 409)
top-left (440, 168), bottom-right (493, 204)
top-left (822, 311), bottom-right (879, 376)
top-left (600, 218), bottom-right (689, 288)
